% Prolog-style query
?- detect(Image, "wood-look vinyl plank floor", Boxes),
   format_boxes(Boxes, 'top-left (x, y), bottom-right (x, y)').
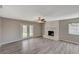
top-left (0, 38), bottom-right (79, 54)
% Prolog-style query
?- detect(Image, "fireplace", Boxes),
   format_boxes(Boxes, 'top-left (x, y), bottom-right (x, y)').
top-left (48, 31), bottom-right (54, 36)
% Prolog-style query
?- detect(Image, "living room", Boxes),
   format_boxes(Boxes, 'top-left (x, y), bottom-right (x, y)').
top-left (0, 5), bottom-right (79, 54)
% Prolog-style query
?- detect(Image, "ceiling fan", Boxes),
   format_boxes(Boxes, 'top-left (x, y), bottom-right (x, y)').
top-left (37, 17), bottom-right (46, 23)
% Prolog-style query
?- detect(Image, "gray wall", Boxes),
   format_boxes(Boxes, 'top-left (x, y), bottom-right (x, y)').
top-left (59, 18), bottom-right (79, 43)
top-left (0, 17), bottom-right (42, 45)
top-left (2, 18), bottom-right (21, 45)
top-left (43, 21), bottom-right (59, 40)
top-left (0, 18), bottom-right (2, 45)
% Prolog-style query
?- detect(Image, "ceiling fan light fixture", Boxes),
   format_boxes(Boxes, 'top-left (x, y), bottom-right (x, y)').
top-left (37, 17), bottom-right (46, 23)
top-left (38, 21), bottom-right (45, 23)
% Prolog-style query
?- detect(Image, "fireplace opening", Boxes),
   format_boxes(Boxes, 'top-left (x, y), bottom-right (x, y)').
top-left (48, 31), bottom-right (54, 36)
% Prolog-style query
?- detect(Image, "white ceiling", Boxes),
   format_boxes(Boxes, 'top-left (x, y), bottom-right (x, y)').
top-left (0, 5), bottom-right (79, 21)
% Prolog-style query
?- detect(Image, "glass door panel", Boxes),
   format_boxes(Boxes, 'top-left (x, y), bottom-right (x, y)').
top-left (29, 25), bottom-right (33, 37)
top-left (23, 25), bottom-right (27, 38)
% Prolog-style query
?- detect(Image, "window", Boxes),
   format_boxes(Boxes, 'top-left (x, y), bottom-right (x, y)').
top-left (69, 23), bottom-right (79, 35)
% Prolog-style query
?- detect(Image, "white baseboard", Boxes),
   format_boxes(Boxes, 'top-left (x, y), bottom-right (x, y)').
top-left (1, 39), bottom-right (22, 46)
top-left (1, 36), bottom-right (42, 46)
top-left (60, 39), bottom-right (79, 45)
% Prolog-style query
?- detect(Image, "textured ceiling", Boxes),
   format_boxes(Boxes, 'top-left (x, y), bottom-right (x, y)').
top-left (0, 5), bottom-right (79, 21)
